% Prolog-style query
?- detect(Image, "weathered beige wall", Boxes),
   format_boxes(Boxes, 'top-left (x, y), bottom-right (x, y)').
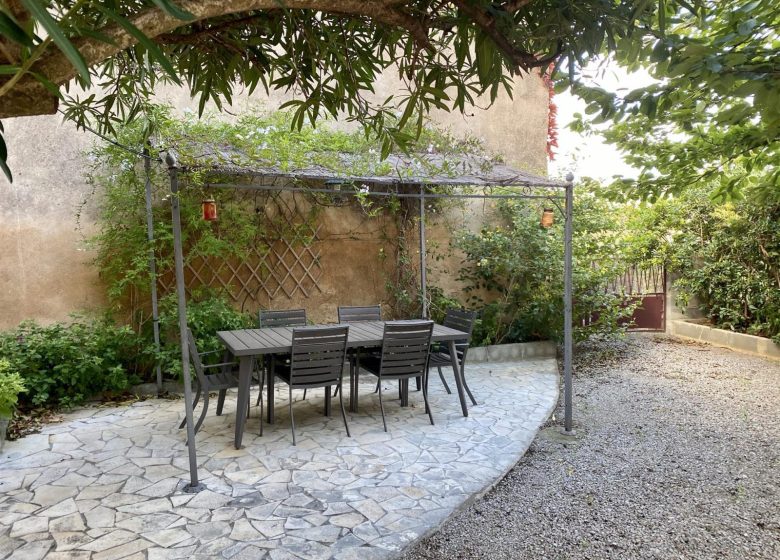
top-left (0, 116), bottom-right (107, 329)
top-left (0, 71), bottom-right (549, 329)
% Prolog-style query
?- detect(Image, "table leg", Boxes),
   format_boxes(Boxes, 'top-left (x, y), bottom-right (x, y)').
top-left (400, 379), bottom-right (409, 407)
top-left (449, 340), bottom-right (469, 417)
top-left (267, 357), bottom-right (275, 424)
top-left (350, 350), bottom-right (361, 413)
top-left (234, 356), bottom-right (252, 449)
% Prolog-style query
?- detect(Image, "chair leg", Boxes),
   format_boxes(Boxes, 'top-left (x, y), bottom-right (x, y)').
top-left (415, 377), bottom-right (421, 391)
top-left (437, 366), bottom-right (452, 394)
top-left (303, 389), bottom-right (307, 400)
top-left (333, 385), bottom-right (340, 398)
top-left (374, 379), bottom-right (380, 394)
top-left (461, 364), bottom-right (477, 405)
top-left (378, 377), bottom-right (388, 433)
top-left (289, 385), bottom-right (296, 446)
top-left (216, 389), bottom-right (227, 416)
top-left (180, 384), bottom-right (201, 429)
top-left (258, 368), bottom-right (264, 437)
top-left (422, 374), bottom-right (434, 426)
top-left (338, 381), bottom-right (350, 438)
top-left (255, 357), bottom-right (265, 406)
top-left (194, 392), bottom-right (210, 434)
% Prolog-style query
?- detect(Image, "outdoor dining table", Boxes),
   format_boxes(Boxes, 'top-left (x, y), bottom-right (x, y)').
top-left (217, 320), bottom-right (472, 449)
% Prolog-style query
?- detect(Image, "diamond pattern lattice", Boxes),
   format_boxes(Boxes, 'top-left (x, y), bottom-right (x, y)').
top-left (158, 193), bottom-right (323, 309)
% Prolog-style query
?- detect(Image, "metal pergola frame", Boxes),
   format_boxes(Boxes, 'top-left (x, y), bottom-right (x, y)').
top-left (156, 151), bottom-right (575, 493)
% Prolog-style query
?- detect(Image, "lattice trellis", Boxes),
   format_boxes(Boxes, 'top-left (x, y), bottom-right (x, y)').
top-left (158, 192), bottom-right (323, 309)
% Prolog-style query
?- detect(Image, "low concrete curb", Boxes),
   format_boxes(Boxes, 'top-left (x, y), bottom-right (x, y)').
top-left (468, 340), bottom-right (557, 363)
top-left (132, 380), bottom-right (184, 396)
top-left (670, 319), bottom-right (780, 361)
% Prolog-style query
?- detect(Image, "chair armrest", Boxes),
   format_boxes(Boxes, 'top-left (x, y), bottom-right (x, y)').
top-left (202, 361), bottom-right (238, 369)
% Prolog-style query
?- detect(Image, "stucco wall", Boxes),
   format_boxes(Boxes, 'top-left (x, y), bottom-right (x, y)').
top-left (0, 116), bottom-right (106, 329)
top-left (0, 72), bottom-right (549, 329)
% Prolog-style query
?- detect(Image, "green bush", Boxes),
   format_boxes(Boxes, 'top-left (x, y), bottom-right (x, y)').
top-left (0, 359), bottom-right (26, 418)
top-left (0, 316), bottom-right (154, 409)
top-left (452, 188), bottom-right (635, 345)
top-left (664, 192), bottom-right (780, 342)
top-left (157, 292), bottom-right (255, 377)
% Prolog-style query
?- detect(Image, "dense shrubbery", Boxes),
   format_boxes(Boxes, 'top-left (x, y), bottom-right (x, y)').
top-left (0, 293), bottom-right (254, 410)
top-left (156, 292), bottom-right (255, 377)
top-left (451, 187), bottom-right (636, 345)
top-left (0, 317), bottom-right (153, 409)
top-left (632, 187), bottom-right (780, 343)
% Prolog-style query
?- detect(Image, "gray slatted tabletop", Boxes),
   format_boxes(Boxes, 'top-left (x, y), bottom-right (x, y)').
top-left (218, 321), bottom-right (471, 449)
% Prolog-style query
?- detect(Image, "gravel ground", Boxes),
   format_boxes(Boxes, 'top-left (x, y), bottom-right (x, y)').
top-left (401, 335), bottom-right (780, 560)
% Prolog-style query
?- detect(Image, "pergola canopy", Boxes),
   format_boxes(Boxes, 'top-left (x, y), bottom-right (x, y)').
top-left (156, 142), bottom-right (574, 493)
top-left (164, 143), bottom-right (567, 190)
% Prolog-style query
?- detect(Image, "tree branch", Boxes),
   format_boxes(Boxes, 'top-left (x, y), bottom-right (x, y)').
top-left (451, 0), bottom-right (538, 70)
top-left (0, 0), bottom-right (433, 118)
top-left (503, 0), bottom-right (534, 13)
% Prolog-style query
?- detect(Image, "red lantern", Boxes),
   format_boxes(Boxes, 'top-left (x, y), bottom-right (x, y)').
top-left (202, 197), bottom-right (218, 221)
top-left (540, 208), bottom-right (554, 228)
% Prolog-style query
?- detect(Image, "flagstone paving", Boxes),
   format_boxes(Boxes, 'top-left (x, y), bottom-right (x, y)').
top-left (0, 359), bottom-right (557, 560)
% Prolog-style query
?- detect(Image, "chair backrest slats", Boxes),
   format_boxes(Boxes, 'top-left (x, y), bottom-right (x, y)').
top-left (378, 321), bottom-right (434, 380)
top-left (338, 305), bottom-right (381, 323)
top-left (443, 308), bottom-right (477, 352)
top-left (289, 325), bottom-right (349, 388)
top-left (259, 308), bottom-right (307, 328)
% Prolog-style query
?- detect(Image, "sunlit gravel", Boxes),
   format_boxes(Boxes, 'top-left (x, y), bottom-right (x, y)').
top-left (402, 335), bottom-right (780, 560)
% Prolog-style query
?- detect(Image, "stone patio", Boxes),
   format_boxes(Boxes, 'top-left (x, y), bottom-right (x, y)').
top-left (0, 359), bottom-right (558, 560)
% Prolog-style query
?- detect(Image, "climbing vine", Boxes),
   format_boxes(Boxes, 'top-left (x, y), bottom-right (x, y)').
top-left (84, 105), bottom-right (486, 326)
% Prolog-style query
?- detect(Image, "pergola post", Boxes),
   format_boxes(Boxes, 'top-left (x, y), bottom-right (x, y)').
top-left (166, 151), bottom-right (204, 493)
top-left (563, 173), bottom-right (575, 433)
top-left (419, 185), bottom-right (428, 319)
top-left (143, 148), bottom-right (162, 393)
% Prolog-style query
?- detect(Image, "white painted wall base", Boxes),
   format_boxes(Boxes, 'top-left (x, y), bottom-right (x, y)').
top-left (670, 320), bottom-right (780, 361)
top-left (467, 341), bottom-right (557, 363)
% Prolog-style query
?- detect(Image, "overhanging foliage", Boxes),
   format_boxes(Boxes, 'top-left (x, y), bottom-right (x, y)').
top-left (0, 1), bottom-right (698, 181)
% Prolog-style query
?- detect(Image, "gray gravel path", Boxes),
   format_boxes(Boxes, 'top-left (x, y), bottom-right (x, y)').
top-left (401, 335), bottom-right (780, 559)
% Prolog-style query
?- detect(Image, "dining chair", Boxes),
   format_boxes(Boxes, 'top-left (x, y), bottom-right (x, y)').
top-left (179, 328), bottom-right (252, 434)
top-left (360, 320), bottom-right (435, 432)
top-left (428, 308), bottom-right (478, 405)
top-left (267, 325), bottom-right (350, 445)
top-left (259, 308), bottom-right (307, 328)
top-left (337, 305), bottom-right (381, 323)
top-left (257, 308), bottom-right (307, 404)
top-left (337, 304), bottom-right (382, 398)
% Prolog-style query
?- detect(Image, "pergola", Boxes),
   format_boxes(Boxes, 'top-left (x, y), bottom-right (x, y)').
top-left (146, 147), bottom-right (575, 492)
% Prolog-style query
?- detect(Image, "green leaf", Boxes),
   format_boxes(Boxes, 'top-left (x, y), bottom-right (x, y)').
top-left (20, 0), bottom-right (91, 82)
top-left (475, 32), bottom-right (496, 83)
top-left (0, 11), bottom-right (33, 46)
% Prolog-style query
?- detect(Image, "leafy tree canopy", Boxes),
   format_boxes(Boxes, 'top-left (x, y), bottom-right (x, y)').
top-left (0, 0), bottom-right (694, 181)
top-left (572, 0), bottom-right (780, 202)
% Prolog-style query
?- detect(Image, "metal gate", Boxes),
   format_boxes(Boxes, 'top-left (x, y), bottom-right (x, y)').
top-left (607, 266), bottom-right (667, 332)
